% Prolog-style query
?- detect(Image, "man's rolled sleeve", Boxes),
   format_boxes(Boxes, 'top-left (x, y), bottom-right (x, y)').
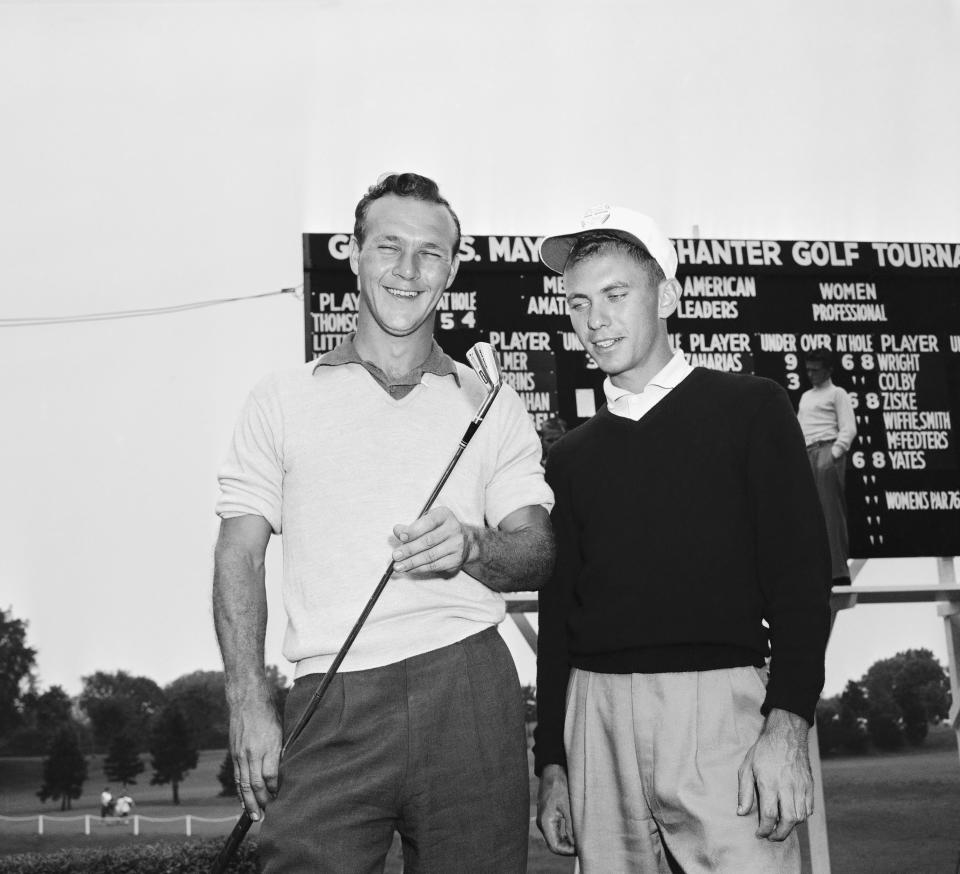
top-left (483, 386), bottom-right (554, 527)
top-left (216, 384), bottom-right (284, 534)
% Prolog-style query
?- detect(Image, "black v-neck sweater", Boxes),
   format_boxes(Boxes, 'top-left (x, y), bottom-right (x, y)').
top-left (534, 368), bottom-right (831, 775)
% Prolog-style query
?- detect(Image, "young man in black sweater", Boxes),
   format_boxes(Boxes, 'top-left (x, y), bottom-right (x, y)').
top-left (534, 206), bottom-right (831, 873)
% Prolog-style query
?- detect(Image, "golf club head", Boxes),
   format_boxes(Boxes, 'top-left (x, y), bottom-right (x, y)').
top-left (466, 342), bottom-right (502, 390)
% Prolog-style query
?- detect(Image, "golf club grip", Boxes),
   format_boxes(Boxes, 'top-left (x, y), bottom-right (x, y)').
top-left (210, 810), bottom-right (253, 873)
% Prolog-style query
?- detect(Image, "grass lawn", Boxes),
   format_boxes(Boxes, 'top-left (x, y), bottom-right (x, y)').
top-left (2, 728), bottom-right (958, 873)
top-left (804, 724), bottom-right (960, 874)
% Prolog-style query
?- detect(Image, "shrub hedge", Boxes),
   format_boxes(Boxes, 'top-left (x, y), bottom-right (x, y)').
top-left (0, 839), bottom-right (259, 873)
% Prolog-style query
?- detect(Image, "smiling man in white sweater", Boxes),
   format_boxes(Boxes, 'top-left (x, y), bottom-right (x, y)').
top-left (213, 173), bottom-right (554, 874)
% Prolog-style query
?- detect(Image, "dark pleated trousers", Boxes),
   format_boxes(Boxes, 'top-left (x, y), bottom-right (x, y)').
top-left (259, 626), bottom-right (529, 874)
top-left (807, 441), bottom-right (850, 579)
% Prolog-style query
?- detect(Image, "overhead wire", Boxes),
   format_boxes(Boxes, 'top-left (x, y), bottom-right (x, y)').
top-left (0, 286), bottom-right (302, 328)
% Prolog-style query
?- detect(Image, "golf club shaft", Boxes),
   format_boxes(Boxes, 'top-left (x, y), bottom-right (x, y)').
top-left (281, 385), bottom-right (501, 756)
top-left (211, 383), bottom-right (501, 873)
top-left (211, 813), bottom-right (253, 872)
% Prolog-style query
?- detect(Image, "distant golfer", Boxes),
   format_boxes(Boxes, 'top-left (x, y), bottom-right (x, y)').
top-left (114, 794), bottom-right (134, 817)
top-left (213, 172), bottom-right (554, 873)
top-left (533, 205), bottom-right (831, 873)
top-left (798, 348), bottom-right (857, 586)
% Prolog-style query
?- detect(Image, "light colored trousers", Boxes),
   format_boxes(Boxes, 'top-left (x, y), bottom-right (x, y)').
top-left (564, 667), bottom-right (800, 873)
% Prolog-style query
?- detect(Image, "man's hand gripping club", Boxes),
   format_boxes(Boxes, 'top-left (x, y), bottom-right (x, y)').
top-left (392, 507), bottom-right (476, 575)
top-left (229, 686), bottom-right (281, 823)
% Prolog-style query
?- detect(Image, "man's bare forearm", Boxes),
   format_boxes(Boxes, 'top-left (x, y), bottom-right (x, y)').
top-left (464, 509), bottom-right (555, 592)
top-left (213, 531), bottom-right (273, 707)
top-left (212, 517), bottom-right (282, 819)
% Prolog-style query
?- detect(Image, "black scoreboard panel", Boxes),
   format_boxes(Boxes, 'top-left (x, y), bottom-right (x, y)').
top-left (304, 233), bottom-right (960, 558)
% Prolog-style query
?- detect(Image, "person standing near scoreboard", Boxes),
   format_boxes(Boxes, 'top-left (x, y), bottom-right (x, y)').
top-left (798, 347), bottom-right (858, 587)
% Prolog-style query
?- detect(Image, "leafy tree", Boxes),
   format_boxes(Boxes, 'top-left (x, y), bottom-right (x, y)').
top-left (217, 749), bottom-right (237, 797)
top-left (0, 607), bottom-right (37, 736)
top-left (840, 678), bottom-right (869, 720)
top-left (23, 685), bottom-right (73, 726)
top-left (862, 649), bottom-right (950, 748)
top-left (104, 730), bottom-right (145, 788)
top-left (38, 727), bottom-right (88, 810)
top-left (165, 671), bottom-right (229, 750)
top-left (836, 680), bottom-right (869, 754)
top-left (820, 652), bottom-right (950, 756)
top-left (79, 671), bottom-right (165, 751)
top-left (817, 687), bottom-right (869, 757)
top-left (815, 697), bottom-right (841, 756)
top-left (2, 685), bottom-right (75, 755)
top-left (149, 705), bottom-right (198, 804)
top-left (866, 690), bottom-right (904, 750)
top-left (888, 648), bottom-right (950, 744)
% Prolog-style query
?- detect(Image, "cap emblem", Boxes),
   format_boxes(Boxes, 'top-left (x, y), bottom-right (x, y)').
top-left (580, 204), bottom-right (611, 229)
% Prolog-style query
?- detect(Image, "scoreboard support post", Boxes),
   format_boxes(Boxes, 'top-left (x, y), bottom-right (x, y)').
top-left (937, 556), bottom-right (960, 767)
top-left (510, 612), bottom-right (539, 655)
top-left (806, 557), bottom-right (868, 874)
top-left (806, 724), bottom-right (831, 874)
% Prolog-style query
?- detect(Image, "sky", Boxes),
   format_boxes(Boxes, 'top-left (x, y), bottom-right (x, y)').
top-left (1, 0), bottom-right (959, 701)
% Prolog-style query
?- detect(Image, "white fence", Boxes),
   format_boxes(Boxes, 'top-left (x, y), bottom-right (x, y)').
top-left (0, 813), bottom-right (240, 837)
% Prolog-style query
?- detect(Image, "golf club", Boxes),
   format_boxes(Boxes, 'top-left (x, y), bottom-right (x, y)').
top-left (210, 342), bottom-right (503, 873)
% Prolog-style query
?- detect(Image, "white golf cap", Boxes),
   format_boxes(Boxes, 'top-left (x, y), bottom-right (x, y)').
top-left (538, 204), bottom-right (678, 279)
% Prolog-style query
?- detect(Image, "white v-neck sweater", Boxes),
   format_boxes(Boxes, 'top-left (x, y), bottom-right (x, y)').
top-left (217, 361), bottom-right (553, 677)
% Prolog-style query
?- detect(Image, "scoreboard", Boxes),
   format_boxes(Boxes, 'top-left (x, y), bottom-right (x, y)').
top-left (303, 233), bottom-right (960, 558)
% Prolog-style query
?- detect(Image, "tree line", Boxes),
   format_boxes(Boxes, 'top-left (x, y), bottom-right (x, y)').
top-left (0, 607), bottom-right (287, 810)
top-left (816, 648), bottom-right (951, 755)
top-left (2, 608), bottom-right (953, 807)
